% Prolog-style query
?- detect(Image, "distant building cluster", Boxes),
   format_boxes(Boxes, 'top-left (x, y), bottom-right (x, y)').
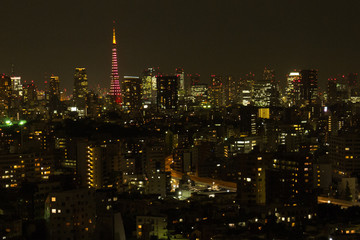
top-left (1, 27), bottom-right (360, 240)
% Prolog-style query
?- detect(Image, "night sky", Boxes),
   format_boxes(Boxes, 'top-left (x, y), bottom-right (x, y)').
top-left (1, 0), bottom-right (360, 91)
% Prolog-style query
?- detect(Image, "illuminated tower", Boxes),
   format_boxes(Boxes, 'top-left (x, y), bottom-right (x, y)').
top-left (109, 22), bottom-right (122, 104)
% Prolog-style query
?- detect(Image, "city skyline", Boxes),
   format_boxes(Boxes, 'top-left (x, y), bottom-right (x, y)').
top-left (1, 0), bottom-right (360, 91)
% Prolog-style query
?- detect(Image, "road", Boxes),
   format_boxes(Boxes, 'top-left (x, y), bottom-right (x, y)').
top-left (166, 155), bottom-right (237, 192)
top-left (318, 196), bottom-right (360, 208)
top-left (167, 156), bottom-right (360, 201)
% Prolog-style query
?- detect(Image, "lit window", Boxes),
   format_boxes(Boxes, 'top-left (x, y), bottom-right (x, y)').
top-left (51, 197), bottom-right (56, 202)
top-left (51, 209), bottom-right (56, 214)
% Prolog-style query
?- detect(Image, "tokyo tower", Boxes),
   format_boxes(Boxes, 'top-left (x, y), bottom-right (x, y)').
top-left (109, 21), bottom-right (122, 104)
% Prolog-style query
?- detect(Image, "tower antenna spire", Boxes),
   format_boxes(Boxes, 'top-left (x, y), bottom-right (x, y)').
top-left (112, 20), bottom-right (116, 45)
top-left (109, 21), bottom-right (122, 104)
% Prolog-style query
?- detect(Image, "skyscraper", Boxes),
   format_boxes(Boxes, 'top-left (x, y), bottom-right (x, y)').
top-left (300, 70), bottom-right (318, 105)
top-left (123, 76), bottom-right (142, 113)
top-left (73, 68), bottom-right (88, 116)
top-left (240, 72), bottom-right (255, 106)
top-left (49, 75), bottom-right (60, 97)
top-left (109, 22), bottom-right (122, 104)
top-left (327, 75), bottom-right (349, 104)
top-left (209, 75), bottom-right (223, 107)
top-left (49, 75), bottom-right (61, 115)
top-left (263, 67), bottom-right (280, 106)
top-left (157, 76), bottom-right (178, 110)
top-left (286, 71), bottom-right (301, 106)
top-left (10, 76), bottom-right (22, 98)
top-left (0, 74), bottom-right (11, 118)
top-left (253, 79), bottom-right (272, 107)
top-left (141, 67), bottom-right (158, 106)
top-left (175, 68), bottom-right (185, 99)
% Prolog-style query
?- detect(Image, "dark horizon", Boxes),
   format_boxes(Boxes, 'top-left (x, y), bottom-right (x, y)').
top-left (1, 0), bottom-right (360, 91)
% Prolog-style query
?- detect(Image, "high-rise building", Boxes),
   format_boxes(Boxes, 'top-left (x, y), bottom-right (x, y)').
top-left (327, 75), bottom-right (349, 104)
top-left (49, 75), bottom-right (60, 97)
top-left (228, 76), bottom-right (240, 105)
top-left (141, 68), bottom-right (158, 105)
top-left (175, 68), bottom-right (185, 99)
top-left (108, 23), bottom-right (122, 104)
top-left (122, 76), bottom-right (142, 113)
top-left (45, 189), bottom-right (96, 240)
top-left (190, 84), bottom-right (208, 104)
top-left (286, 71), bottom-right (301, 106)
top-left (253, 79), bottom-right (272, 107)
top-left (0, 74), bottom-right (12, 118)
top-left (222, 76), bottom-right (238, 106)
top-left (240, 72), bottom-right (255, 106)
top-left (156, 76), bottom-right (178, 110)
top-left (10, 76), bottom-right (22, 97)
top-left (73, 68), bottom-right (88, 116)
top-left (76, 139), bottom-right (122, 189)
top-left (300, 69), bottom-right (318, 105)
top-left (209, 75), bottom-right (223, 107)
top-left (263, 67), bottom-right (280, 106)
top-left (49, 75), bottom-right (61, 115)
top-left (329, 133), bottom-right (360, 176)
top-left (348, 73), bottom-right (360, 102)
top-left (10, 65), bottom-right (23, 98)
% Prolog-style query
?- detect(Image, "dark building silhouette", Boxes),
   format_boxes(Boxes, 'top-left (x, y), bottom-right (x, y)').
top-left (156, 75), bottom-right (178, 110)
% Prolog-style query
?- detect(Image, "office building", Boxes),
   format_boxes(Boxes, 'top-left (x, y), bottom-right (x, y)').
top-left (286, 71), bottom-right (301, 106)
top-left (122, 76), bottom-right (142, 113)
top-left (10, 76), bottom-right (22, 97)
top-left (141, 68), bottom-right (158, 105)
top-left (175, 67), bottom-right (185, 99)
top-left (300, 69), bottom-right (318, 105)
top-left (0, 74), bottom-right (12, 117)
top-left (327, 75), bottom-right (349, 104)
top-left (209, 75), bottom-right (223, 107)
top-left (49, 75), bottom-right (61, 115)
top-left (253, 79), bottom-right (272, 107)
top-left (45, 188), bottom-right (96, 240)
top-left (329, 132), bottom-right (360, 176)
top-left (240, 72), bottom-right (255, 106)
top-left (73, 68), bottom-right (88, 116)
top-left (156, 76), bottom-right (178, 110)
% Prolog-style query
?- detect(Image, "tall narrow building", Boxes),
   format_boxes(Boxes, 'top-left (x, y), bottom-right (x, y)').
top-left (49, 75), bottom-right (61, 115)
top-left (286, 71), bottom-right (301, 106)
top-left (109, 22), bottom-right (122, 104)
top-left (73, 68), bottom-right (88, 116)
top-left (141, 67), bottom-right (158, 106)
top-left (157, 76), bottom-right (178, 110)
top-left (123, 76), bottom-right (142, 113)
top-left (300, 69), bottom-right (318, 105)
